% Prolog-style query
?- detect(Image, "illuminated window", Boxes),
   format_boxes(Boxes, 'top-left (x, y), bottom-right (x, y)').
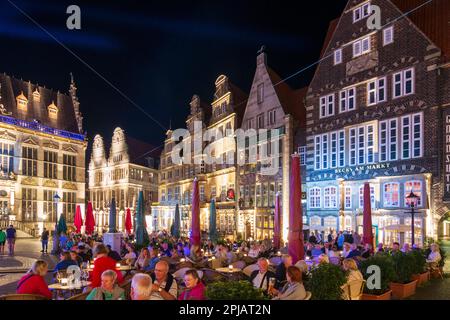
top-left (383, 182), bottom-right (399, 207)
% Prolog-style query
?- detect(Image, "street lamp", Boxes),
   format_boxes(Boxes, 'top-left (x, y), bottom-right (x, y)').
top-left (51, 193), bottom-right (61, 255)
top-left (405, 190), bottom-right (419, 246)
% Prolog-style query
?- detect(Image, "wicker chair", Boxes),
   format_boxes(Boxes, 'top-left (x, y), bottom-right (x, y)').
top-left (0, 294), bottom-right (50, 300)
top-left (342, 280), bottom-right (366, 300)
top-left (243, 264), bottom-right (259, 277)
top-left (67, 291), bottom-right (90, 300)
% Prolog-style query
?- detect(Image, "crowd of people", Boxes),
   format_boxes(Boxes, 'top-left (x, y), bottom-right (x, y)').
top-left (9, 228), bottom-right (445, 300)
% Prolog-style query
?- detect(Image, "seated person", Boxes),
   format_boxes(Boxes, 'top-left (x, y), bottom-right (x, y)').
top-left (106, 245), bottom-right (122, 262)
top-left (123, 244), bottom-right (137, 265)
top-left (134, 248), bottom-right (150, 271)
top-left (249, 258), bottom-right (276, 293)
top-left (131, 273), bottom-right (152, 300)
top-left (70, 250), bottom-right (83, 267)
top-left (327, 245), bottom-right (340, 258)
top-left (271, 266), bottom-right (306, 300)
top-left (16, 260), bottom-right (52, 299)
top-left (248, 244), bottom-right (260, 258)
top-left (342, 242), bottom-right (351, 258)
top-left (149, 261), bottom-right (177, 300)
top-left (160, 242), bottom-right (172, 257)
top-left (89, 244), bottom-right (124, 289)
top-left (311, 244), bottom-right (324, 257)
top-left (144, 248), bottom-right (160, 272)
top-left (275, 254), bottom-right (292, 289)
top-left (341, 258), bottom-right (364, 300)
top-left (346, 243), bottom-right (361, 259)
top-left (390, 242), bottom-right (401, 254)
top-left (361, 243), bottom-right (373, 259)
top-left (54, 251), bottom-right (77, 272)
top-left (401, 243), bottom-right (411, 253)
top-left (178, 269), bottom-right (206, 300)
top-left (426, 243), bottom-right (442, 267)
top-left (317, 254), bottom-right (329, 265)
top-left (86, 270), bottom-right (125, 300)
top-left (77, 245), bottom-right (91, 262)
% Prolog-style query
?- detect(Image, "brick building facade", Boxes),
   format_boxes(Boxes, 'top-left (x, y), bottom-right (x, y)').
top-left (303, 0), bottom-right (449, 245)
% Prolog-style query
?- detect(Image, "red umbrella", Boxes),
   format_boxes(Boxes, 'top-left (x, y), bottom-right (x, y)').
top-left (273, 192), bottom-right (282, 249)
top-left (190, 177), bottom-right (201, 246)
top-left (362, 182), bottom-right (374, 246)
top-left (125, 208), bottom-right (133, 234)
top-left (84, 201), bottom-right (96, 235)
top-left (288, 153), bottom-right (304, 264)
top-left (74, 205), bottom-right (83, 233)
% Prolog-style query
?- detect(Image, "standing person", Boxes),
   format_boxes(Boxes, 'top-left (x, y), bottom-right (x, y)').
top-left (6, 224), bottom-right (16, 256)
top-left (40, 228), bottom-right (49, 253)
top-left (0, 228), bottom-right (6, 255)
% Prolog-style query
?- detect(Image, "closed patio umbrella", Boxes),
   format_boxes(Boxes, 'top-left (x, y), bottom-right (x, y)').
top-left (84, 201), bottom-right (95, 235)
top-left (209, 199), bottom-right (218, 243)
top-left (362, 182), bottom-right (374, 247)
top-left (273, 192), bottom-right (282, 250)
top-left (288, 153), bottom-right (304, 264)
top-left (109, 198), bottom-right (117, 233)
top-left (125, 208), bottom-right (133, 235)
top-left (190, 177), bottom-right (201, 246)
top-left (74, 205), bottom-right (83, 233)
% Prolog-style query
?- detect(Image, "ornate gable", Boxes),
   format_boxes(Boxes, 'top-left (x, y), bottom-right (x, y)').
top-left (62, 144), bottom-right (78, 153)
top-left (0, 130), bottom-right (17, 142)
top-left (22, 136), bottom-right (39, 146)
top-left (42, 140), bottom-right (60, 150)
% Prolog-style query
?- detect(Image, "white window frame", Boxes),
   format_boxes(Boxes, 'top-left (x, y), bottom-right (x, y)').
top-left (379, 120), bottom-right (388, 162)
top-left (389, 119), bottom-right (398, 161)
top-left (330, 132), bottom-right (337, 168)
top-left (367, 77), bottom-right (386, 106)
top-left (404, 180), bottom-right (423, 208)
top-left (322, 133), bottom-right (329, 169)
top-left (357, 126), bottom-right (365, 165)
top-left (334, 49), bottom-right (342, 65)
top-left (345, 186), bottom-right (352, 209)
top-left (309, 187), bottom-right (321, 209)
top-left (353, 6), bottom-right (362, 23)
top-left (314, 136), bottom-right (321, 170)
top-left (383, 26), bottom-right (394, 46)
top-left (393, 68), bottom-right (415, 98)
top-left (366, 125), bottom-right (374, 164)
top-left (401, 115), bottom-right (411, 159)
top-left (319, 94), bottom-right (335, 118)
top-left (412, 112), bottom-right (423, 158)
top-left (353, 36), bottom-right (371, 58)
top-left (324, 186), bottom-right (338, 209)
top-left (298, 146), bottom-right (307, 165)
top-left (338, 130), bottom-right (345, 167)
top-left (383, 182), bottom-right (400, 207)
top-left (339, 87), bottom-right (356, 113)
top-left (349, 128), bottom-right (357, 166)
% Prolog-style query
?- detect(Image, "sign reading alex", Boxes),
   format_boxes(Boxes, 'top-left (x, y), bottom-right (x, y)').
top-left (444, 113), bottom-right (450, 201)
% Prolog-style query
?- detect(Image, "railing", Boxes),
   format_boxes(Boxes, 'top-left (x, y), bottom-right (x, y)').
top-left (0, 220), bottom-right (38, 237)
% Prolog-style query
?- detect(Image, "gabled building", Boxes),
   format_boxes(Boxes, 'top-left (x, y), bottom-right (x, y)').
top-left (88, 128), bottom-right (159, 233)
top-left (0, 73), bottom-right (86, 235)
top-left (304, 0), bottom-right (449, 245)
top-left (153, 75), bottom-right (248, 239)
top-left (238, 50), bottom-right (306, 241)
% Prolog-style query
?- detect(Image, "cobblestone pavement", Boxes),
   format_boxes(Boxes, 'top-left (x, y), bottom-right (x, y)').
top-left (0, 238), bottom-right (57, 295)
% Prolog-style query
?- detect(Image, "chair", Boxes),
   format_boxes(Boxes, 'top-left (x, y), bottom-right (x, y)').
top-left (67, 291), bottom-right (90, 300)
top-left (243, 264), bottom-right (259, 277)
top-left (428, 262), bottom-right (444, 279)
top-left (269, 256), bottom-right (282, 266)
top-left (304, 291), bottom-right (312, 300)
top-left (343, 280), bottom-right (366, 300)
top-left (119, 278), bottom-right (132, 300)
top-left (200, 268), bottom-right (227, 284)
top-left (0, 294), bottom-right (49, 300)
top-left (232, 261), bottom-right (246, 270)
top-left (211, 258), bottom-right (222, 270)
top-left (173, 267), bottom-right (191, 280)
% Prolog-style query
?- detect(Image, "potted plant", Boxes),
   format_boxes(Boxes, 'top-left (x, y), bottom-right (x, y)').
top-left (390, 252), bottom-right (418, 299)
top-left (309, 263), bottom-right (346, 300)
top-left (205, 280), bottom-right (267, 300)
top-left (359, 253), bottom-right (395, 300)
top-left (410, 249), bottom-right (429, 285)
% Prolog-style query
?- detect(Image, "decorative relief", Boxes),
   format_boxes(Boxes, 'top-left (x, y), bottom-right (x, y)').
top-left (43, 140), bottom-right (59, 150)
top-left (62, 182), bottom-right (77, 190)
top-left (22, 177), bottom-right (37, 185)
top-left (346, 51), bottom-right (379, 76)
top-left (62, 144), bottom-right (78, 153)
top-left (22, 136), bottom-right (39, 145)
top-left (43, 180), bottom-right (57, 188)
top-left (0, 130), bottom-right (16, 141)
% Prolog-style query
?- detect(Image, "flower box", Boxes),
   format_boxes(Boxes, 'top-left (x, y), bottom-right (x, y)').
top-left (389, 280), bottom-right (418, 299)
top-left (361, 290), bottom-right (392, 300)
top-left (411, 271), bottom-right (430, 286)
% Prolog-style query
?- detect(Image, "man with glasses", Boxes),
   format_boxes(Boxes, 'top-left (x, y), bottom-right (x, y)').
top-left (149, 260), bottom-right (177, 300)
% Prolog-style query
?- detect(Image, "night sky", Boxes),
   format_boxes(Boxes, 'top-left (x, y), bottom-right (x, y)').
top-left (0, 0), bottom-right (347, 155)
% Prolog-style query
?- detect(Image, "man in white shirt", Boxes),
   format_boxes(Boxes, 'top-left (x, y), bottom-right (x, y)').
top-left (149, 261), bottom-right (178, 300)
top-left (427, 244), bottom-right (442, 264)
top-left (250, 258), bottom-right (275, 293)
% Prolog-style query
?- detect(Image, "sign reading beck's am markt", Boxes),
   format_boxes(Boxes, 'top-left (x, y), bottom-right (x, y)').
top-left (444, 114), bottom-right (450, 201)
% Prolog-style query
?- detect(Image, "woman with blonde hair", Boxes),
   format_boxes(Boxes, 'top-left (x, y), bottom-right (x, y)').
top-left (16, 260), bottom-right (52, 299)
top-left (341, 258), bottom-right (364, 300)
top-left (86, 269), bottom-right (125, 300)
top-left (317, 254), bottom-right (329, 265)
top-left (342, 258), bottom-right (363, 282)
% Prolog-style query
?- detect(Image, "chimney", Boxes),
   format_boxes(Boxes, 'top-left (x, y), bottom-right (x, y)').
top-left (256, 45), bottom-right (267, 66)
